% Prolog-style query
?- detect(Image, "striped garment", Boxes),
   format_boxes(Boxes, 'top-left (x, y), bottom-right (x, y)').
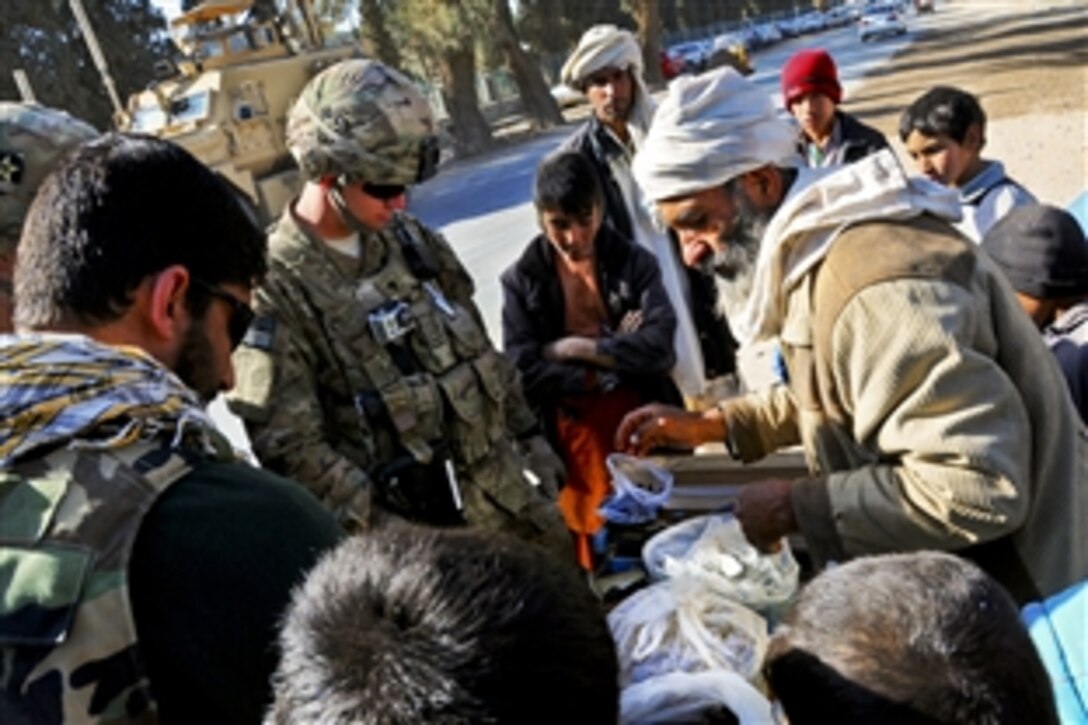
top-left (0, 333), bottom-right (218, 466)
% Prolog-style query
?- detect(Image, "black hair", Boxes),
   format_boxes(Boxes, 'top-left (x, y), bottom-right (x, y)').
top-left (15, 133), bottom-right (267, 329)
top-left (764, 552), bottom-right (1058, 725)
top-left (267, 522), bottom-right (620, 724)
top-left (533, 151), bottom-right (604, 220)
top-left (898, 85), bottom-right (986, 143)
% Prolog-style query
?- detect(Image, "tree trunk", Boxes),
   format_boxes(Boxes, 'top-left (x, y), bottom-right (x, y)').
top-left (359, 0), bottom-right (401, 68)
top-left (628, 0), bottom-right (664, 87)
top-left (438, 44), bottom-right (493, 157)
top-left (490, 0), bottom-right (563, 130)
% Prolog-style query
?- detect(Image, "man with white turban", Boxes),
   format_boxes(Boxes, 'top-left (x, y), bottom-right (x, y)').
top-left (616, 67), bottom-right (1087, 605)
top-left (559, 25), bottom-right (736, 405)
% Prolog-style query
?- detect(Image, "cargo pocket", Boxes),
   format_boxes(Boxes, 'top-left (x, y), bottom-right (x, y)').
top-left (410, 300), bottom-right (458, 374)
top-left (0, 544), bottom-right (92, 646)
top-left (442, 305), bottom-right (490, 358)
top-left (471, 350), bottom-right (509, 444)
top-left (437, 364), bottom-right (491, 465)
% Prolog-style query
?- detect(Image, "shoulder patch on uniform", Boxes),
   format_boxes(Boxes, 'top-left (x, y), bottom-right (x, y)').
top-left (242, 315), bottom-right (277, 351)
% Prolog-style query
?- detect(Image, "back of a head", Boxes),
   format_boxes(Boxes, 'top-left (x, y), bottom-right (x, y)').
top-left (982, 203), bottom-right (1088, 301)
top-left (0, 102), bottom-right (97, 252)
top-left (268, 523), bottom-right (619, 724)
top-left (764, 552), bottom-right (1058, 725)
top-left (534, 151), bottom-right (603, 219)
top-left (898, 85), bottom-right (985, 143)
top-left (780, 49), bottom-right (842, 108)
top-left (15, 133), bottom-right (267, 330)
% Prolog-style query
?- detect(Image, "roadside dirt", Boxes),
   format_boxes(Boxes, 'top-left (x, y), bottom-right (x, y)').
top-left (848, 0), bottom-right (1088, 205)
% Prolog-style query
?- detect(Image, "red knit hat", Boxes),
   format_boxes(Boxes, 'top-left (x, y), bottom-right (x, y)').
top-left (781, 49), bottom-right (842, 108)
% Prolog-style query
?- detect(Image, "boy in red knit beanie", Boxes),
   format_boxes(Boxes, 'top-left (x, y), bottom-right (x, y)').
top-left (780, 48), bottom-right (889, 168)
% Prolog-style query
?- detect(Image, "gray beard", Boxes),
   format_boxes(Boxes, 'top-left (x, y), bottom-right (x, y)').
top-left (701, 191), bottom-right (771, 324)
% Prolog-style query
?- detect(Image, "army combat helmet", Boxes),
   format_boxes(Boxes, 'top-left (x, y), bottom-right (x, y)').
top-left (287, 59), bottom-right (440, 188)
top-left (0, 102), bottom-right (98, 252)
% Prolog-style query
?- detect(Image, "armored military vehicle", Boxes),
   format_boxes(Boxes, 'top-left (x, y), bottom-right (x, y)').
top-left (121, 0), bottom-right (357, 222)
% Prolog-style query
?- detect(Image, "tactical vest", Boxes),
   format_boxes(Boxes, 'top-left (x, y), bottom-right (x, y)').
top-left (0, 440), bottom-right (194, 723)
top-left (256, 215), bottom-right (532, 524)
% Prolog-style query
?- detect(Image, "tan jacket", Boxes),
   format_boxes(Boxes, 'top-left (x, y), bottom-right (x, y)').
top-left (723, 215), bottom-right (1088, 603)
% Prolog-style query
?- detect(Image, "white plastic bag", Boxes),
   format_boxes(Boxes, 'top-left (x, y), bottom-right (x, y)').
top-left (608, 576), bottom-right (768, 689)
top-left (599, 453), bottom-right (673, 525)
top-left (620, 670), bottom-right (775, 724)
top-left (642, 513), bottom-right (799, 619)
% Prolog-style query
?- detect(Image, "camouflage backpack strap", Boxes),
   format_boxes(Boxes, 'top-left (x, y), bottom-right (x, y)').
top-left (0, 440), bottom-right (195, 722)
top-left (811, 213), bottom-right (977, 424)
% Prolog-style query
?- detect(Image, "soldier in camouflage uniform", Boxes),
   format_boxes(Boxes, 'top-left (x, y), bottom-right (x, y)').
top-left (227, 59), bottom-right (571, 558)
top-left (0, 133), bottom-right (341, 721)
top-left (0, 102), bottom-right (97, 332)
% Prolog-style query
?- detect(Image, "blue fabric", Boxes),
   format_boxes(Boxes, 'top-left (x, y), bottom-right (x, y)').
top-left (1068, 189), bottom-right (1088, 237)
top-left (1022, 580), bottom-right (1088, 723)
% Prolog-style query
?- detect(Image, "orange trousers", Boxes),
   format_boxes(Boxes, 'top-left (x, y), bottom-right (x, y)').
top-left (555, 387), bottom-right (644, 570)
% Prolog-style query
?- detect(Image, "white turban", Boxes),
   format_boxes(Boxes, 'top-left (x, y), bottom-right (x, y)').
top-left (560, 25), bottom-right (655, 135)
top-left (634, 67), bottom-right (800, 201)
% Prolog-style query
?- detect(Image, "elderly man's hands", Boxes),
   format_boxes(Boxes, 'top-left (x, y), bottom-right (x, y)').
top-left (614, 403), bottom-right (726, 455)
top-left (734, 478), bottom-right (798, 551)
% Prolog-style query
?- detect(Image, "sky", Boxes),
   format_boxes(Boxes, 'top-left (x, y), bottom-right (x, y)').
top-left (152, 0), bottom-right (183, 20)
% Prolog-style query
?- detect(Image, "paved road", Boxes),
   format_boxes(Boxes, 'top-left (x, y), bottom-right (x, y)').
top-left (410, 16), bottom-right (922, 343)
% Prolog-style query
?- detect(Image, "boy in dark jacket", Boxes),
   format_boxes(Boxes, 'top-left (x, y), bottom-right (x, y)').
top-left (501, 152), bottom-right (680, 568)
top-left (781, 48), bottom-right (889, 168)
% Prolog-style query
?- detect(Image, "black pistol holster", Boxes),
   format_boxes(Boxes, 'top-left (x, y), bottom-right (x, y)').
top-left (374, 442), bottom-right (465, 527)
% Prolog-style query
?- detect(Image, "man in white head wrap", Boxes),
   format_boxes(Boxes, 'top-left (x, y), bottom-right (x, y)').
top-left (558, 25), bottom-right (735, 406)
top-left (616, 67), bottom-right (1088, 606)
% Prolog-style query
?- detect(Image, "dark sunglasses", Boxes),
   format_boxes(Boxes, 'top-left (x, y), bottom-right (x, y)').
top-left (191, 278), bottom-right (255, 350)
top-left (361, 182), bottom-right (408, 200)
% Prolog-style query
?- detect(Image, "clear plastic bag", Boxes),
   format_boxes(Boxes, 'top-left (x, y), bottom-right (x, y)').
top-left (608, 576), bottom-right (769, 689)
top-left (642, 513), bottom-right (799, 621)
top-left (598, 453), bottom-right (673, 525)
top-left (619, 670), bottom-right (775, 725)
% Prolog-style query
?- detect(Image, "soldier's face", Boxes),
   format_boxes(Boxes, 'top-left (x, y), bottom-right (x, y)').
top-left (340, 182), bottom-right (408, 232)
top-left (539, 205), bottom-right (601, 262)
top-left (585, 67), bottom-right (633, 127)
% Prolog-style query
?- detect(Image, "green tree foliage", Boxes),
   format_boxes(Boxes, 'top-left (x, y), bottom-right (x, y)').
top-left (378, 0), bottom-right (495, 156)
top-left (487, 0), bottom-right (563, 130)
top-left (516, 0), bottom-right (634, 57)
top-left (359, 0), bottom-right (400, 67)
top-left (1, 0), bottom-right (171, 129)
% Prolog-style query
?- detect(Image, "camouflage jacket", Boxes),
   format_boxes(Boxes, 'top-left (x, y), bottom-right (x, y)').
top-left (228, 210), bottom-right (560, 537)
top-left (0, 440), bottom-right (197, 723)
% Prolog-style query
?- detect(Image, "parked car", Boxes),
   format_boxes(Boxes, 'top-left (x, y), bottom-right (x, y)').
top-left (752, 22), bottom-right (783, 45)
top-left (825, 6), bottom-right (855, 27)
top-left (660, 50), bottom-right (683, 80)
top-left (798, 11), bottom-right (828, 34)
top-left (668, 40), bottom-right (712, 74)
top-left (858, 3), bottom-right (907, 41)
